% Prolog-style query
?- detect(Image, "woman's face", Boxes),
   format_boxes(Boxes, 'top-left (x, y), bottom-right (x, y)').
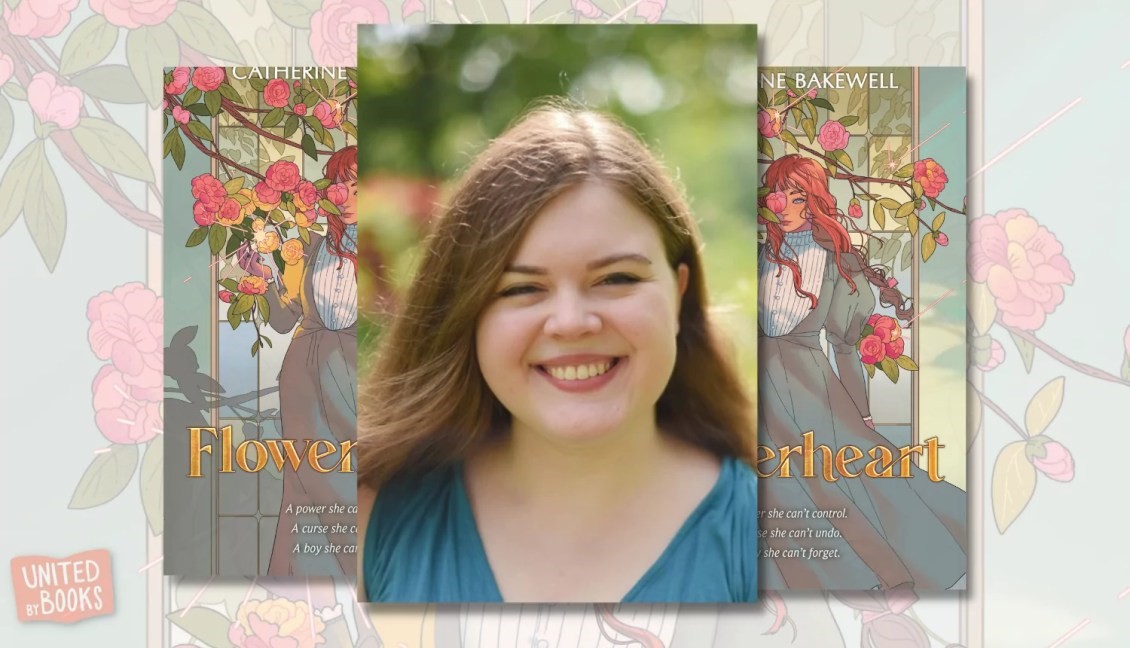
top-left (340, 165), bottom-right (358, 224)
top-left (475, 181), bottom-right (689, 445)
top-left (778, 184), bottom-right (811, 232)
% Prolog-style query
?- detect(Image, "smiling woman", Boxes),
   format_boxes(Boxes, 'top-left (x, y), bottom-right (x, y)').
top-left (356, 105), bottom-right (759, 604)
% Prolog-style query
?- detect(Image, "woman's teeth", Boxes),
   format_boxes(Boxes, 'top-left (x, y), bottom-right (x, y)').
top-left (545, 361), bottom-right (612, 381)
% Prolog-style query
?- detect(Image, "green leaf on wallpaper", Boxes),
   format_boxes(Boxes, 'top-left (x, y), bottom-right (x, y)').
top-left (1008, 329), bottom-right (1036, 373)
top-left (24, 142), bottom-right (67, 272)
top-left (872, 201), bottom-right (886, 230)
top-left (261, 107), bottom-right (284, 129)
top-left (72, 117), bottom-right (156, 183)
top-left (901, 239), bottom-right (914, 271)
top-left (266, 0), bottom-right (319, 28)
top-left (0, 140), bottom-right (37, 238)
top-left (186, 226), bottom-right (208, 248)
top-left (126, 24), bottom-right (179, 107)
top-left (167, 2), bottom-right (244, 63)
top-left (140, 436), bottom-right (163, 536)
top-left (1024, 376), bottom-right (1065, 437)
top-left (838, 115), bottom-right (859, 128)
top-left (452, 0), bottom-right (508, 21)
top-left (3, 83), bottom-right (26, 101)
top-left (1121, 353), bottom-right (1130, 382)
top-left (811, 97), bottom-right (835, 112)
top-left (187, 119), bottom-right (213, 142)
top-left (779, 129), bottom-right (798, 151)
top-left (168, 607), bottom-right (236, 648)
top-left (300, 133), bottom-right (317, 160)
top-left (69, 444), bottom-right (138, 510)
top-left (59, 15), bottom-right (118, 75)
top-left (70, 65), bottom-right (147, 105)
top-left (0, 95), bottom-right (12, 160)
top-left (283, 114), bottom-right (299, 138)
top-left (204, 90), bottom-right (222, 116)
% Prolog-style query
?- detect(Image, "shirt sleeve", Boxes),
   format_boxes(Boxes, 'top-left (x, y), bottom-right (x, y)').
top-left (824, 261), bottom-right (876, 419)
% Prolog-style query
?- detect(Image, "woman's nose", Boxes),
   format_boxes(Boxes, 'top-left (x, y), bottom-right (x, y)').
top-left (543, 291), bottom-right (602, 338)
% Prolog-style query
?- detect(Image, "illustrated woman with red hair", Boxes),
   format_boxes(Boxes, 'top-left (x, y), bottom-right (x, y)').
top-left (757, 154), bottom-right (966, 593)
top-left (263, 144), bottom-right (359, 577)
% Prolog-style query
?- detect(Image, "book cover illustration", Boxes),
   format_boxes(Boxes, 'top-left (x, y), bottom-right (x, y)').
top-left (162, 66), bottom-right (360, 577)
top-left (755, 67), bottom-right (968, 591)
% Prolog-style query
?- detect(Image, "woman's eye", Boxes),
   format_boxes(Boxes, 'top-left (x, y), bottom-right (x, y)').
top-left (792, 197), bottom-right (806, 204)
top-left (498, 284), bottom-right (541, 297)
top-left (598, 273), bottom-right (641, 286)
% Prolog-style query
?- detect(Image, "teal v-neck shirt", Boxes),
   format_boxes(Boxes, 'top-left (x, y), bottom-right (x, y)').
top-left (363, 456), bottom-right (759, 603)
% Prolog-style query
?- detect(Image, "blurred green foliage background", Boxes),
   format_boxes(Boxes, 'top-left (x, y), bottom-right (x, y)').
top-left (355, 24), bottom-right (760, 389)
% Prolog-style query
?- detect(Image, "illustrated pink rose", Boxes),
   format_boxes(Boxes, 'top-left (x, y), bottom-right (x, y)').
top-left (935, 231), bottom-right (949, 246)
top-left (92, 366), bottom-right (162, 444)
top-left (293, 103), bottom-right (307, 116)
top-left (86, 282), bottom-right (163, 402)
top-left (884, 336), bottom-right (905, 359)
top-left (309, 0), bottom-right (389, 67)
top-left (868, 314), bottom-right (900, 344)
top-left (571, 0), bottom-right (602, 19)
top-left (788, 88), bottom-right (818, 99)
top-left (974, 337), bottom-right (1005, 371)
top-left (858, 335), bottom-right (886, 365)
top-left (191, 174), bottom-right (227, 211)
top-left (887, 277), bottom-right (898, 288)
top-left (912, 158), bottom-right (948, 198)
top-left (312, 100), bottom-right (342, 128)
top-left (0, 54), bottom-right (13, 87)
top-left (970, 208), bottom-right (1074, 330)
top-left (165, 67), bottom-right (190, 95)
top-left (192, 201), bottom-right (216, 227)
top-left (817, 120), bottom-right (850, 151)
top-left (402, 0), bottom-right (424, 19)
top-left (90, 0), bottom-right (176, 28)
top-left (229, 599), bottom-right (325, 648)
top-left (219, 290), bottom-right (235, 303)
top-left (848, 200), bottom-right (863, 219)
top-left (635, 0), bottom-right (665, 23)
top-left (192, 67), bottom-right (226, 92)
top-left (326, 183), bottom-right (349, 206)
top-left (172, 106), bottom-right (190, 125)
top-left (215, 198), bottom-right (244, 227)
top-left (294, 180), bottom-right (319, 210)
top-left (253, 180), bottom-right (282, 208)
top-left (237, 276), bottom-right (268, 296)
top-left (757, 109), bottom-right (782, 138)
top-left (1031, 440), bottom-right (1074, 482)
top-left (264, 160), bottom-right (301, 192)
top-left (765, 191), bottom-right (787, 215)
top-left (263, 78), bottom-right (291, 108)
top-left (2, 0), bottom-right (78, 38)
top-left (27, 72), bottom-right (83, 130)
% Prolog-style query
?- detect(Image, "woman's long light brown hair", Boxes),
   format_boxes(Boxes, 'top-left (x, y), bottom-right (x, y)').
top-left (357, 103), bottom-right (754, 490)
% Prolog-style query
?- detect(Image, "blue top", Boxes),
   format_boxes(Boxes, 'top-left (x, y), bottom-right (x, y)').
top-left (363, 455), bottom-right (759, 603)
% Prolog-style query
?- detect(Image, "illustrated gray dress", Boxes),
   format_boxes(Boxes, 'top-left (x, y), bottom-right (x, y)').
top-left (758, 229), bottom-right (966, 591)
top-left (264, 228), bottom-right (358, 578)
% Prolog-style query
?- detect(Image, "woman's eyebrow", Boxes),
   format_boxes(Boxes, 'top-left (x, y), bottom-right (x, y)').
top-left (503, 253), bottom-right (653, 275)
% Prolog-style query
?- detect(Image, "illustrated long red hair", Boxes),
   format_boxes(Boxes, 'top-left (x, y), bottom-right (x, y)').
top-left (322, 145), bottom-right (357, 276)
top-left (759, 154), bottom-right (913, 323)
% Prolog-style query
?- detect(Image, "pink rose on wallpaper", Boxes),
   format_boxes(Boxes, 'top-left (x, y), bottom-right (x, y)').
top-left (165, 67), bottom-right (190, 95)
top-left (309, 0), bottom-right (389, 67)
top-left (191, 173), bottom-right (227, 211)
top-left (87, 283), bottom-right (163, 403)
top-left (229, 599), bottom-right (326, 648)
top-left (2, 0), bottom-right (78, 38)
top-left (293, 103), bottom-right (307, 116)
top-left (817, 119), bottom-right (850, 151)
top-left (90, 0), bottom-right (176, 28)
top-left (970, 208), bottom-right (1074, 330)
top-left (571, 0), bottom-right (602, 19)
top-left (192, 67), bottom-right (226, 92)
top-left (265, 160), bottom-right (301, 193)
top-left (92, 366), bottom-right (161, 444)
top-left (635, 0), bottom-right (666, 23)
top-left (1032, 440), bottom-right (1074, 482)
top-left (936, 231), bottom-right (949, 246)
top-left (28, 72), bottom-right (83, 130)
top-left (0, 54), bottom-right (13, 87)
top-left (263, 78), bottom-right (291, 108)
top-left (974, 337), bottom-right (1006, 371)
top-left (402, 0), bottom-right (424, 20)
top-left (172, 106), bottom-right (190, 125)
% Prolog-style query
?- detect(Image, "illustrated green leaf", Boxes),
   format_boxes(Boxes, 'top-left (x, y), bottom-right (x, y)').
top-left (871, 201), bottom-right (886, 230)
top-left (208, 223), bottom-right (226, 256)
top-left (894, 163), bottom-right (914, 178)
top-left (59, 15), bottom-right (118, 75)
top-left (72, 117), bottom-right (156, 183)
top-left (266, 0), bottom-right (320, 27)
top-left (24, 141), bottom-right (67, 271)
top-left (217, 83), bottom-right (243, 103)
top-left (779, 129), bottom-right (798, 151)
top-left (204, 90), bottom-right (221, 116)
top-left (218, 278), bottom-right (238, 292)
top-left (838, 115), bottom-right (859, 128)
top-left (880, 236), bottom-right (900, 264)
top-left (68, 65), bottom-right (146, 104)
top-left (801, 118), bottom-right (816, 143)
top-left (256, 295), bottom-right (270, 323)
top-left (299, 226), bottom-right (310, 245)
top-left (895, 200), bottom-right (916, 219)
top-left (970, 282), bottom-right (997, 337)
top-left (758, 206), bottom-right (779, 223)
top-left (907, 213), bottom-right (920, 238)
top-left (187, 119), bottom-right (212, 142)
top-left (932, 212), bottom-right (946, 232)
top-left (319, 198), bottom-right (340, 216)
top-left (992, 441), bottom-right (1037, 533)
top-left (758, 136), bottom-right (773, 160)
top-left (227, 304), bottom-right (241, 329)
top-left (169, 129), bottom-right (186, 169)
top-left (1122, 353), bottom-right (1130, 383)
top-left (223, 176), bottom-right (245, 194)
top-left (233, 293), bottom-right (254, 315)
top-left (300, 133), bottom-right (317, 160)
top-left (921, 232), bottom-right (937, 262)
top-left (1025, 376), bottom-right (1065, 437)
top-left (912, 180), bottom-right (923, 199)
top-left (3, 83), bottom-right (26, 101)
top-left (261, 107), bottom-right (284, 128)
top-left (313, 178), bottom-right (332, 190)
top-left (832, 149), bottom-right (853, 171)
top-left (126, 24), bottom-right (179, 107)
top-left (168, 607), bottom-right (236, 648)
top-left (341, 120), bottom-right (357, 139)
top-left (183, 87), bottom-right (202, 106)
top-left (269, 209), bottom-right (285, 224)
top-left (167, 2), bottom-right (243, 62)
top-left (69, 444), bottom-right (138, 509)
top-left (865, 362), bottom-right (876, 378)
top-left (811, 97), bottom-right (834, 112)
top-left (185, 226), bottom-right (208, 248)
top-left (283, 114), bottom-right (300, 138)
top-left (900, 239), bottom-right (914, 271)
top-left (140, 436), bottom-right (163, 535)
top-left (896, 355), bottom-right (919, 371)
top-left (1008, 329), bottom-right (1036, 373)
top-left (879, 356), bottom-right (899, 383)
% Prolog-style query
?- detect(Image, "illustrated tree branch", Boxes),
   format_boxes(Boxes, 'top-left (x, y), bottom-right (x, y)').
top-left (220, 98), bottom-right (334, 156)
top-left (1002, 321), bottom-right (1130, 388)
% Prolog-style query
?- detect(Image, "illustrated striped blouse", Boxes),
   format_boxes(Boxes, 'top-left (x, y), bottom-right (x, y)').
top-left (311, 223), bottom-right (358, 330)
top-left (758, 229), bottom-right (827, 337)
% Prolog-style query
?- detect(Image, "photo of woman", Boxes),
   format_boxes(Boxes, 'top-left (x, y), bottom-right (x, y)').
top-left (356, 105), bottom-right (759, 603)
top-left (756, 153), bottom-right (967, 591)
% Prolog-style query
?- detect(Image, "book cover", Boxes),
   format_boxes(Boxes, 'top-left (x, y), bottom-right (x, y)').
top-left (756, 67), bottom-right (968, 591)
top-left (161, 66), bottom-right (359, 577)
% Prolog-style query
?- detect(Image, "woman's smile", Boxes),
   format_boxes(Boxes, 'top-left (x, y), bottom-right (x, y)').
top-left (534, 356), bottom-right (626, 393)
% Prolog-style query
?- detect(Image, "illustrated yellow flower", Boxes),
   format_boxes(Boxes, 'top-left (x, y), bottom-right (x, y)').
top-left (295, 210), bottom-right (317, 228)
top-left (257, 231), bottom-right (280, 254)
top-left (237, 275), bottom-right (268, 295)
top-left (280, 239), bottom-right (304, 265)
top-left (251, 217), bottom-right (266, 233)
top-left (214, 197), bottom-right (245, 227)
top-left (230, 598), bottom-right (325, 648)
top-left (237, 189), bottom-right (258, 217)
